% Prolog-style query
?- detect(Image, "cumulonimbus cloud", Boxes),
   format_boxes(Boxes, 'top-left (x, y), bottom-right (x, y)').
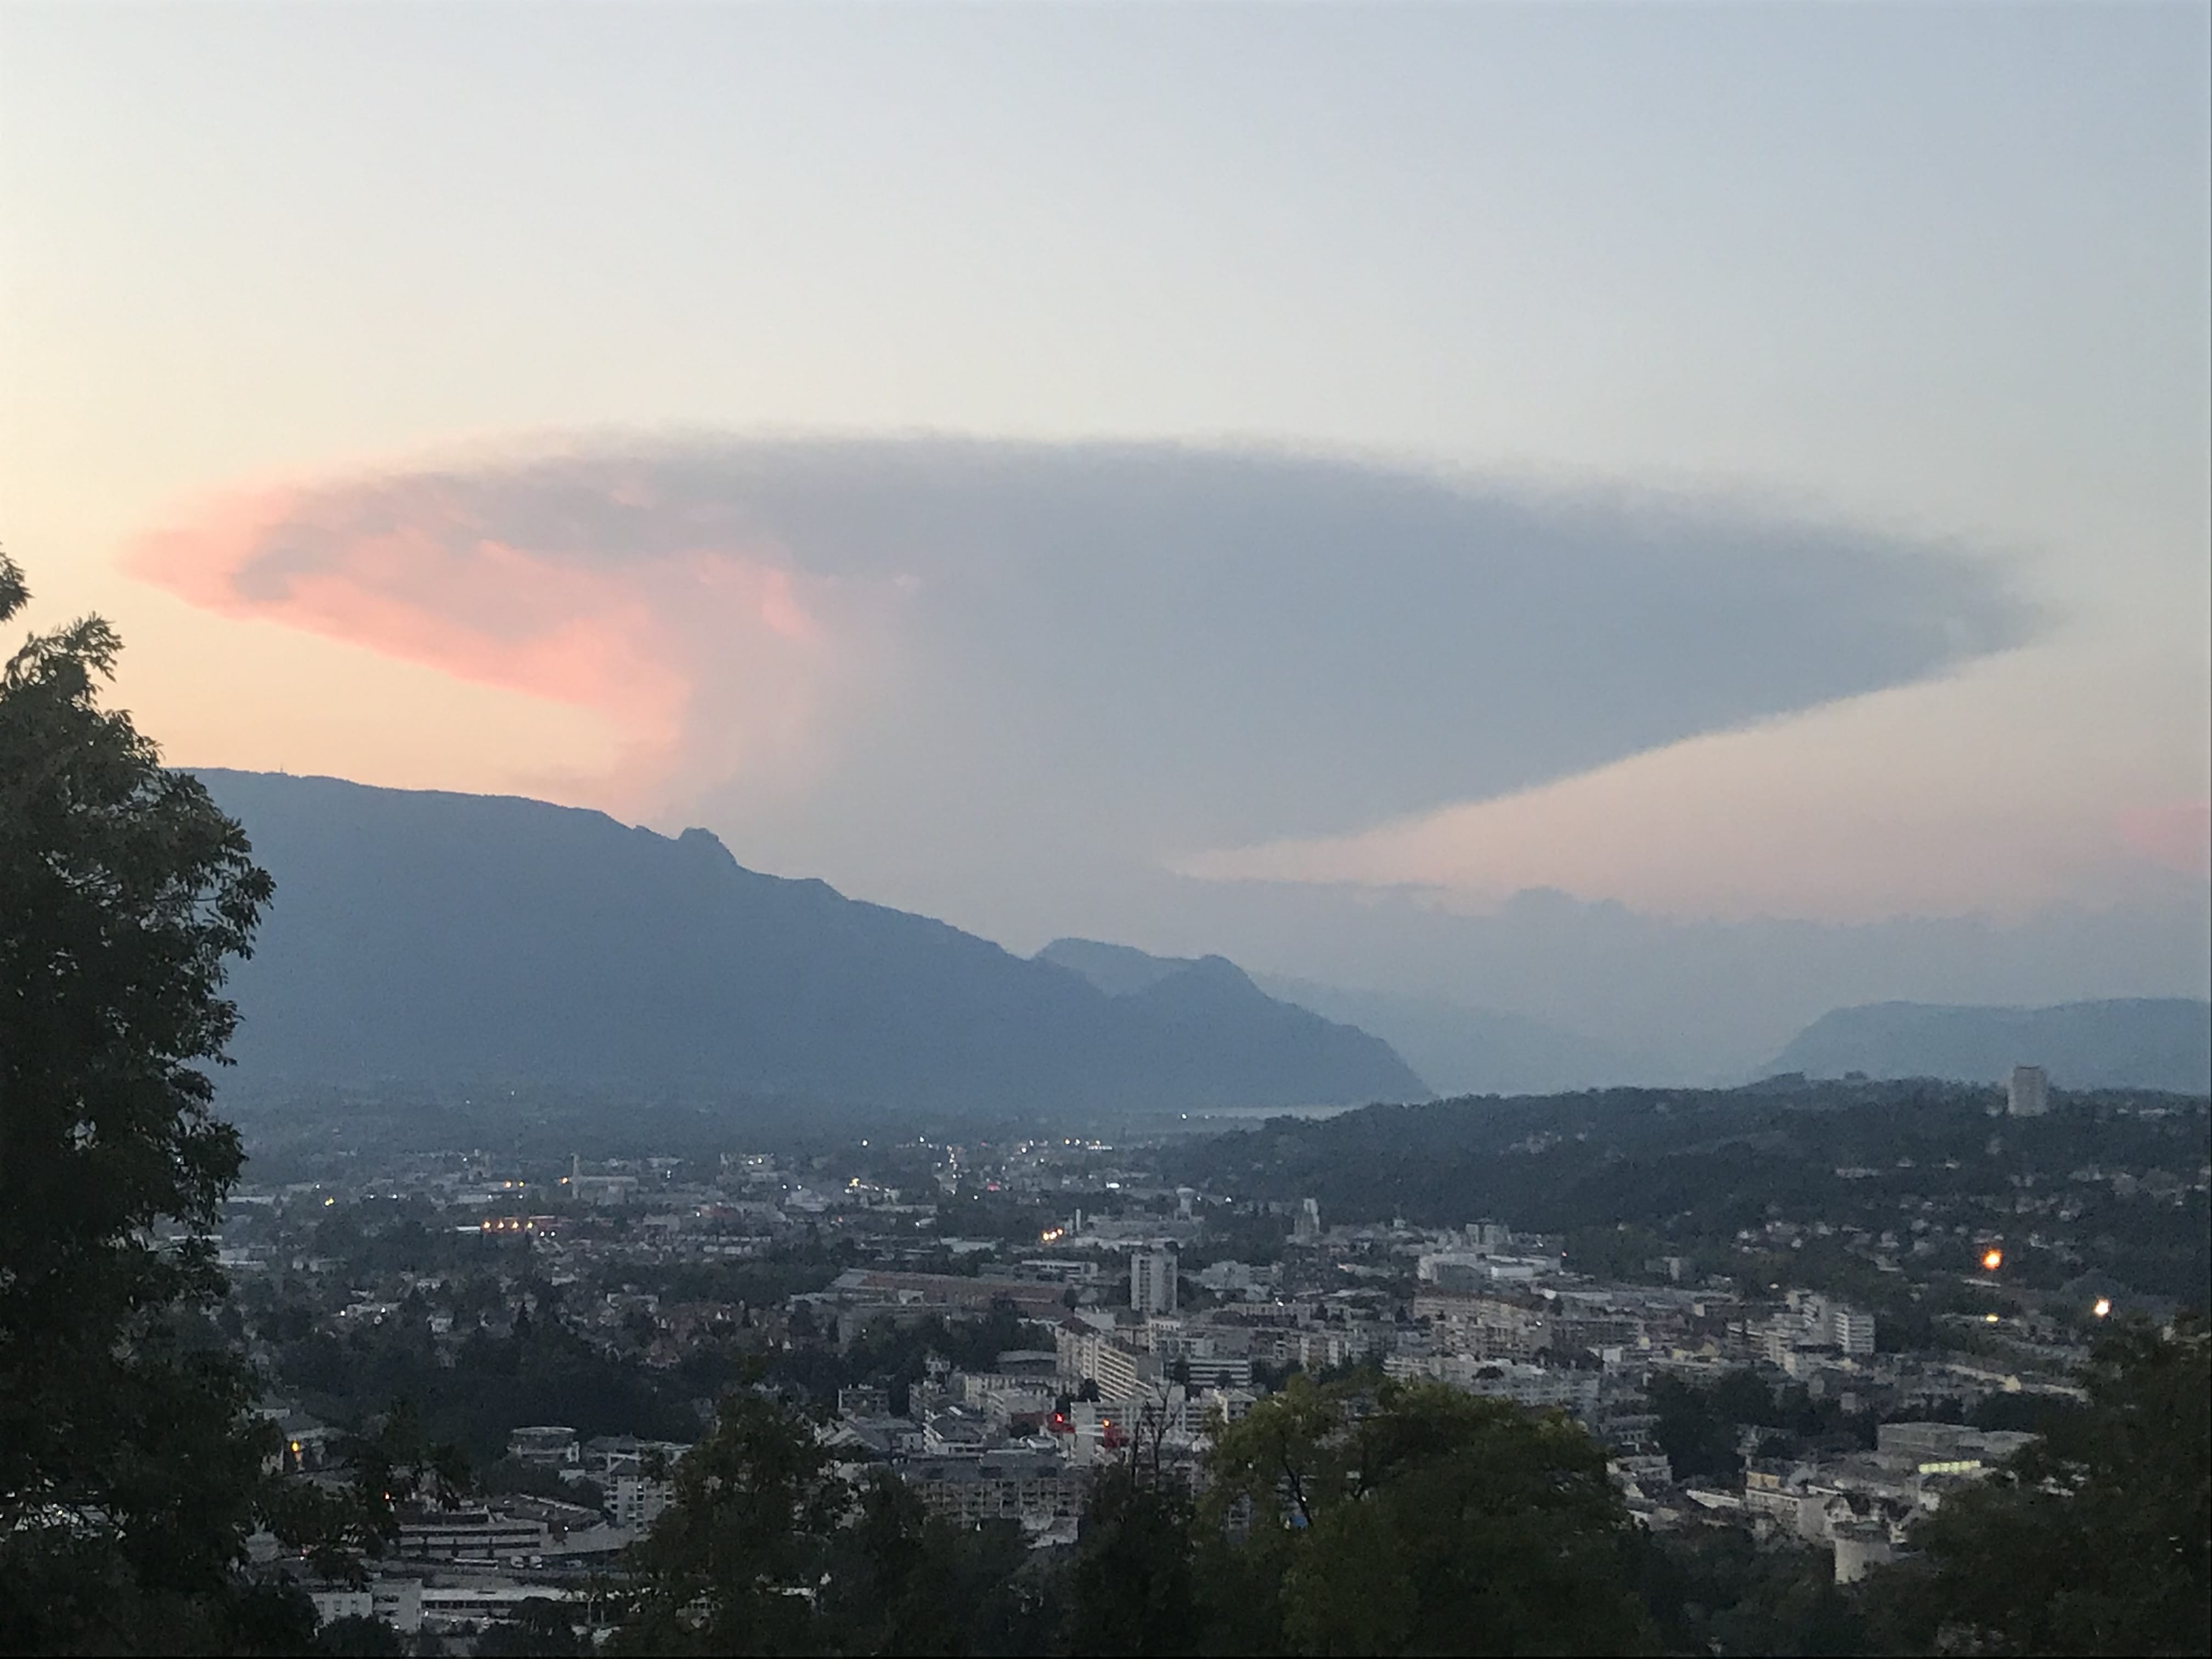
top-left (127, 434), bottom-right (2035, 859)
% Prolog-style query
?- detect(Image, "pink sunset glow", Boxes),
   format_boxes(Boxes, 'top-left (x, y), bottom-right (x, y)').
top-left (125, 483), bottom-right (834, 806)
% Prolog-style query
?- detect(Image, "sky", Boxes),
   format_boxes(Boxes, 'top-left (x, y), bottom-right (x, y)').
top-left (3, 3), bottom-right (2207, 1066)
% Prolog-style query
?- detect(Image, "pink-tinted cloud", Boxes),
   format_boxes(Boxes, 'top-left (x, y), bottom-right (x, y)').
top-left (2117, 800), bottom-right (2212, 876)
top-left (122, 436), bottom-right (2030, 868)
top-left (126, 477), bottom-right (837, 806)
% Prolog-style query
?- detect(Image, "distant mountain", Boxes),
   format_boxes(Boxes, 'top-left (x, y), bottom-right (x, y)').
top-left (1036, 939), bottom-right (1637, 1097)
top-left (1021, 940), bottom-right (1429, 1096)
top-left (1246, 974), bottom-right (1657, 1097)
top-left (192, 771), bottom-right (1424, 1114)
top-left (1034, 938), bottom-right (1197, 998)
top-left (1765, 998), bottom-right (2211, 1093)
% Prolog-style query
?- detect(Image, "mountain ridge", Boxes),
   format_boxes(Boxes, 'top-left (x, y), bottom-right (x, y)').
top-left (190, 770), bottom-right (1425, 1114)
top-left (1036, 938), bottom-right (1651, 1096)
top-left (1764, 997), bottom-right (2211, 1093)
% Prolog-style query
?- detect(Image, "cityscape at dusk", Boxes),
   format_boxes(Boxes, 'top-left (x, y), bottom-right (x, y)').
top-left (1, 4), bottom-right (2205, 1655)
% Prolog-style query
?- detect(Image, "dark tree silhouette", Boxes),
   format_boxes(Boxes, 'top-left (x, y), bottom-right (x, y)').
top-left (0, 551), bottom-right (298, 1652)
top-left (1864, 1313), bottom-right (2210, 1656)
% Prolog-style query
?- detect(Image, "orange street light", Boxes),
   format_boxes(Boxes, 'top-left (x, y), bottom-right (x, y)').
top-left (2093, 1297), bottom-right (2113, 1318)
top-left (1980, 1248), bottom-right (2004, 1272)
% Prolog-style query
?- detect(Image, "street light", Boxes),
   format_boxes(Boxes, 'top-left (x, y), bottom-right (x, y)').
top-left (2092, 1297), bottom-right (2112, 1318)
top-left (1980, 1248), bottom-right (2004, 1272)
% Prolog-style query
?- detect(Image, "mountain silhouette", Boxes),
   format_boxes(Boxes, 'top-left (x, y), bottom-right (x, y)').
top-left (1764, 998), bottom-right (2210, 1093)
top-left (193, 771), bottom-right (1423, 1113)
top-left (1037, 938), bottom-right (1658, 1096)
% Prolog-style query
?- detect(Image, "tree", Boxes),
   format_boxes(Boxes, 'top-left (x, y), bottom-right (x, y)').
top-left (313, 1615), bottom-right (408, 1656)
top-left (614, 1391), bottom-right (851, 1654)
top-left (0, 552), bottom-right (294, 1652)
top-left (258, 1398), bottom-right (478, 1582)
top-left (1192, 1373), bottom-right (1338, 1653)
top-left (349, 1399), bottom-right (472, 1527)
top-left (1068, 1461), bottom-right (1200, 1656)
top-left (472, 1598), bottom-right (589, 1657)
top-left (821, 1470), bottom-right (1047, 1655)
top-left (1647, 1372), bottom-right (1745, 1484)
top-left (481, 1453), bottom-right (606, 1512)
top-left (1629, 1525), bottom-right (1864, 1657)
top-left (1863, 1313), bottom-right (2210, 1655)
top-left (1201, 1375), bottom-right (1652, 1655)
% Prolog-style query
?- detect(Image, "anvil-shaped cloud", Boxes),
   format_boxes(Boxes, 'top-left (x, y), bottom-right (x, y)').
top-left (130, 436), bottom-right (2032, 868)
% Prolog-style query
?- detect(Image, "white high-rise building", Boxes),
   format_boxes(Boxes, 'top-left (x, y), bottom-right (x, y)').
top-left (1293, 1198), bottom-right (1323, 1243)
top-left (2007, 1065), bottom-right (2050, 1118)
top-left (1131, 1248), bottom-right (1178, 1314)
top-left (1830, 1306), bottom-right (1877, 1357)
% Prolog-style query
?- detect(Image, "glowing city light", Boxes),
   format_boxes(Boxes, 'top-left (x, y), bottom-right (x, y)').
top-left (2093, 1297), bottom-right (2113, 1318)
top-left (1980, 1248), bottom-right (2004, 1271)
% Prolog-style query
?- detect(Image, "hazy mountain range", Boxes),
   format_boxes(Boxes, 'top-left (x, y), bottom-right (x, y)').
top-left (1037, 940), bottom-right (2211, 1097)
top-left (1037, 939), bottom-right (1649, 1096)
top-left (189, 771), bottom-right (2205, 1114)
top-left (1765, 998), bottom-right (2211, 1093)
top-left (192, 770), bottom-right (1423, 1113)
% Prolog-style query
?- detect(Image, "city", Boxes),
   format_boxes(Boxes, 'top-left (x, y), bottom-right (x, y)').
top-left (204, 1068), bottom-right (2206, 1647)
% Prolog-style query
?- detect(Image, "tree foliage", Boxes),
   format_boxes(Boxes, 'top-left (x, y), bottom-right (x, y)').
top-left (616, 1390), bottom-right (853, 1653)
top-left (1630, 1526), bottom-right (1864, 1657)
top-left (1200, 1375), bottom-right (1652, 1655)
top-left (1069, 1462), bottom-right (1199, 1655)
top-left (596, 1336), bottom-right (2209, 1657)
top-left (311, 1614), bottom-right (409, 1656)
top-left (471, 1598), bottom-right (590, 1657)
top-left (0, 552), bottom-right (298, 1651)
top-left (1864, 1313), bottom-right (2210, 1655)
top-left (824, 1470), bottom-right (1057, 1656)
top-left (615, 1389), bottom-right (1070, 1656)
